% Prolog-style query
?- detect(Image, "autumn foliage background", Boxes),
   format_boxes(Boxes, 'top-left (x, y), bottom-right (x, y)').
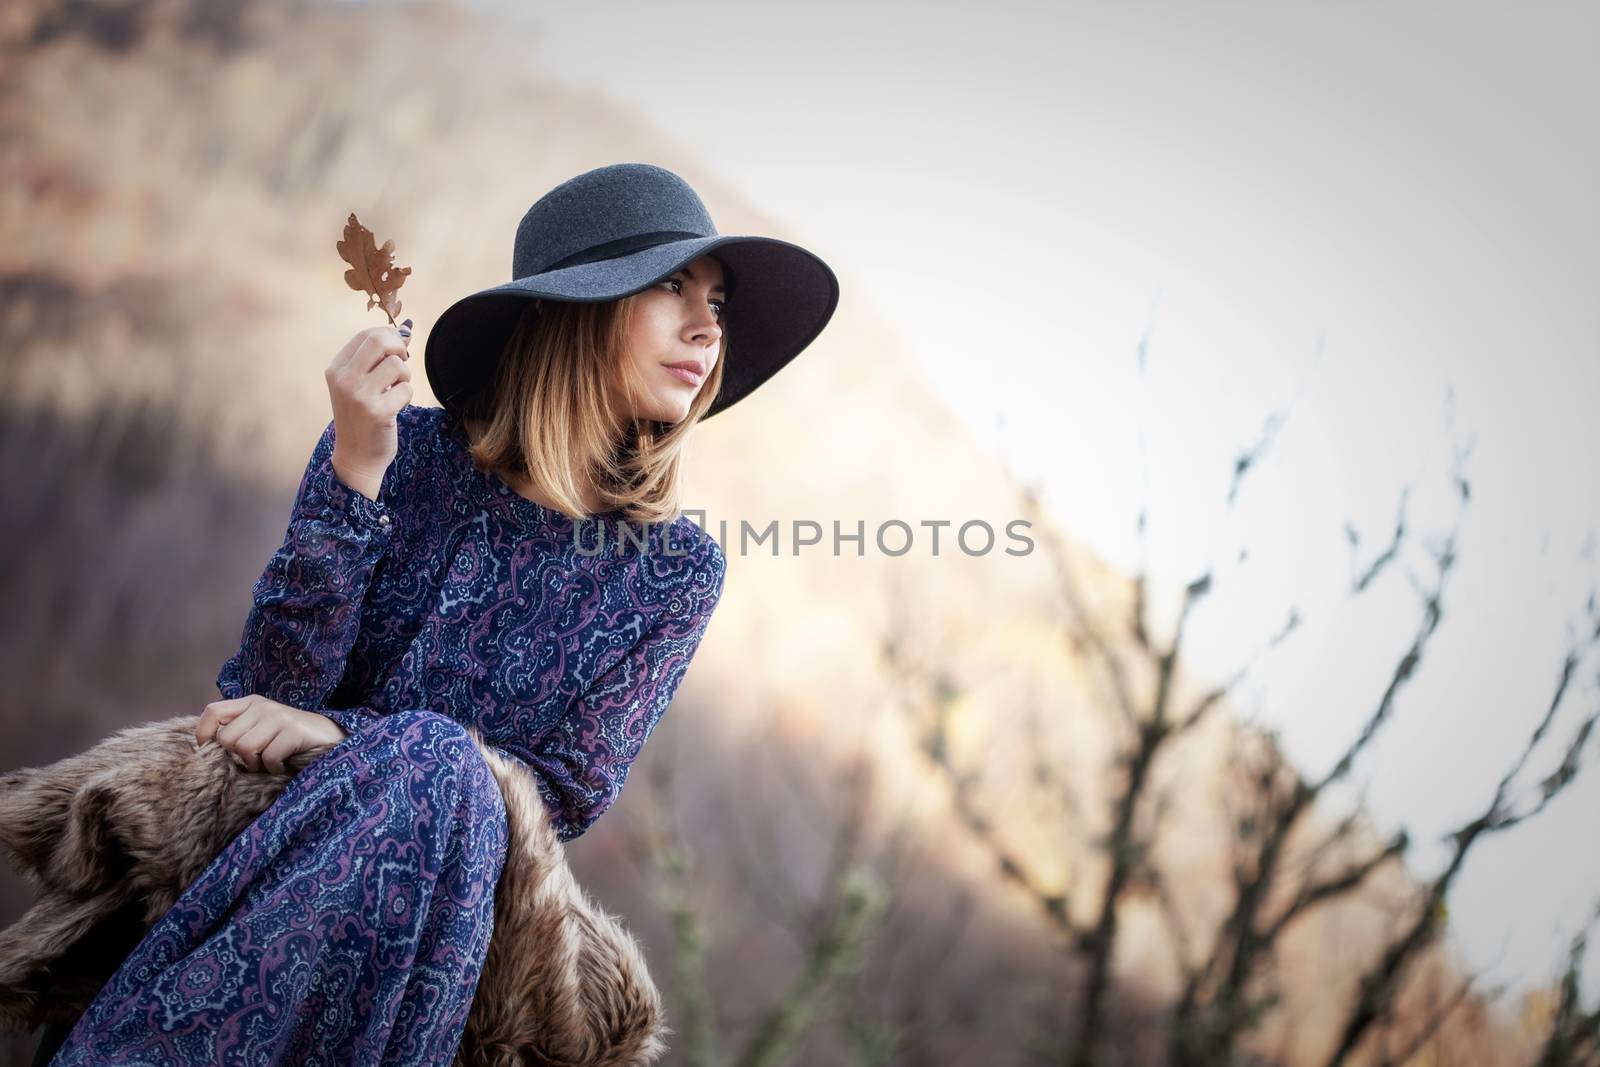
top-left (1, 2), bottom-right (1594, 1065)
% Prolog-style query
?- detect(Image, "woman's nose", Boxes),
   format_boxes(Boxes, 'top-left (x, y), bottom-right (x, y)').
top-left (687, 307), bottom-right (722, 343)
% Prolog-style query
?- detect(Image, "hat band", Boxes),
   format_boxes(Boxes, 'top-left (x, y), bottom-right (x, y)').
top-left (541, 230), bottom-right (707, 273)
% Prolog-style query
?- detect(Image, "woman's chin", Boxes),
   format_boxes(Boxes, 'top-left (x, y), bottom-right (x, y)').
top-left (640, 396), bottom-right (694, 425)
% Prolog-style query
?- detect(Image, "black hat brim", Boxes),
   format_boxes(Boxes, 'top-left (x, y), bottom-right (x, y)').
top-left (424, 234), bottom-right (839, 422)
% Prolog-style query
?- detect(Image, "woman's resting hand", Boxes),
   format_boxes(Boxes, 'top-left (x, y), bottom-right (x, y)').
top-left (195, 695), bottom-right (350, 774)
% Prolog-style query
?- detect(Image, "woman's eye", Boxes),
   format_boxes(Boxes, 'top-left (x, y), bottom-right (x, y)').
top-left (665, 279), bottom-right (724, 318)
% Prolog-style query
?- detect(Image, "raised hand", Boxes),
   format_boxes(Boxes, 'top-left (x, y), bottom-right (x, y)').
top-left (325, 322), bottom-right (414, 502)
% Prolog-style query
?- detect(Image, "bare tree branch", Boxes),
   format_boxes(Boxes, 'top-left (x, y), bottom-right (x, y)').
top-left (1262, 831), bottom-right (1409, 945)
top-left (1536, 898), bottom-right (1600, 1067)
top-left (1322, 643), bottom-right (1600, 1067)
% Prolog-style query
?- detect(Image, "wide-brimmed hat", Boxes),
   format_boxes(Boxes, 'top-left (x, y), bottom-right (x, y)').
top-left (424, 163), bottom-right (839, 422)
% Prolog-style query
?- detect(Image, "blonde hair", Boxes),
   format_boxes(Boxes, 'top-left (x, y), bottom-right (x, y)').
top-left (462, 290), bottom-right (727, 525)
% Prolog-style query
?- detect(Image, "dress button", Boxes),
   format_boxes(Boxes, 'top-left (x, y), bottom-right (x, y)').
top-left (378, 514), bottom-right (391, 527)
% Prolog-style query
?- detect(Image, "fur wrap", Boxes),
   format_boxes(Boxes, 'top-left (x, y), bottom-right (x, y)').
top-left (0, 716), bottom-right (670, 1066)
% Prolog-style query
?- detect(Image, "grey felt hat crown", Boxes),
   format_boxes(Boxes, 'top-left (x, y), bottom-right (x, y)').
top-left (425, 162), bottom-right (840, 422)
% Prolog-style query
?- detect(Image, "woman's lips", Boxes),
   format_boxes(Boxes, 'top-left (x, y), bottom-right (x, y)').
top-left (664, 364), bottom-right (704, 387)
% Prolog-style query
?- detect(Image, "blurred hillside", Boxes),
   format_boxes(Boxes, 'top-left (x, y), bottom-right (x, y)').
top-left (0, 2), bottom-right (1578, 1065)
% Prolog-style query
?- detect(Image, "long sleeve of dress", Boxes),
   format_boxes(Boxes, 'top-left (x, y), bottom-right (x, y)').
top-left (505, 540), bottom-right (727, 842)
top-left (215, 417), bottom-right (398, 736)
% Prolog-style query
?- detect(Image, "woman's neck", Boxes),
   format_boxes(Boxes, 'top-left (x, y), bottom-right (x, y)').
top-left (463, 417), bottom-right (608, 516)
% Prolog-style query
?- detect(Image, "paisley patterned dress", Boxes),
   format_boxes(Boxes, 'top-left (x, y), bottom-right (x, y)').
top-left (47, 404), bottom-right (727, 1065)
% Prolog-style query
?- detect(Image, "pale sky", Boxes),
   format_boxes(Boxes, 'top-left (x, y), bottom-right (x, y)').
top-left (452, 0), bottom-right (1599, 999)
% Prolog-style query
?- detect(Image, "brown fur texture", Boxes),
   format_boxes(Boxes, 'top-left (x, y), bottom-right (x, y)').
top-left (0, 715), bottom-right (671, 1066)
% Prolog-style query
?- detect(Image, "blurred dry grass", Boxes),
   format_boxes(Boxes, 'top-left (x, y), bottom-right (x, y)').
top-left (0, 1), bottom-right (1571, 1065)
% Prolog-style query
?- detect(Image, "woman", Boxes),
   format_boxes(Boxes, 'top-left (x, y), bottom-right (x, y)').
top-left (39, 163), bottom-right (839, 1065)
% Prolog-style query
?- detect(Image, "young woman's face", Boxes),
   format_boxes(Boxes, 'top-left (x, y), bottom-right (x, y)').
top-left (618, 254), bottom-right (726, 424)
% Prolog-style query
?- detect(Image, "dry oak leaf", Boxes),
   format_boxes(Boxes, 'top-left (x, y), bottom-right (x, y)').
top-left (337, 212), bottom-right (411, 324)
